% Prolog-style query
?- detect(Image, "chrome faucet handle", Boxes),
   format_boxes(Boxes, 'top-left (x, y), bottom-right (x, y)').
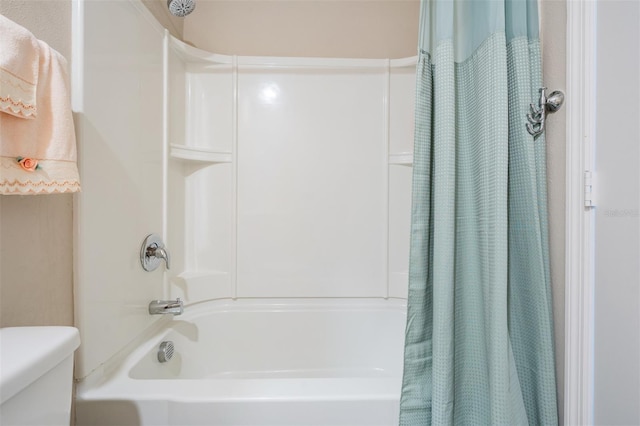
top-left (150, 246), bottom-right (171, 270)
top-left (140, 234), bottom-right (171, 271)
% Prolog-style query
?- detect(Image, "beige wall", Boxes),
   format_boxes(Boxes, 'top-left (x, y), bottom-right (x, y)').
top-left (0, 0), bottom-right (182, 328)
top-left (0, 0), bottom-right (75, 327)
top-left (540, 0), bottom-right (566, 420)
top-left (183, 0), bottom-right (420, 58)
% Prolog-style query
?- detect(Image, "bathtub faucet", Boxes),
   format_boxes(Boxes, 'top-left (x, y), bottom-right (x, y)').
top-left (149, 298), bottom-right (183, 315)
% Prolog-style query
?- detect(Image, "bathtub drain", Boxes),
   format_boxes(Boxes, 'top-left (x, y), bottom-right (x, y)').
top-left (157, 341), bottom-right (174, 363)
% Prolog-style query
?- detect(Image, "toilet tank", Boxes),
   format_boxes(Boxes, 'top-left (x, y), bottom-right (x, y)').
top-left (0, 327), bottom-right (80, 426)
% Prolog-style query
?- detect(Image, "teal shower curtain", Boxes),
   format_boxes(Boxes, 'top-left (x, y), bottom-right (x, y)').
top-left (399, 0), bottom-right (558, 424)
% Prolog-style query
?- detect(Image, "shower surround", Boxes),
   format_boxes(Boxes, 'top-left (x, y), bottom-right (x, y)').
top-left (73, 0), bottom-right (415, 424)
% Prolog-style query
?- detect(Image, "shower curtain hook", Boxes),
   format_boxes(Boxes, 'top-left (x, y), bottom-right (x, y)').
top-left (526, 87), bottom-right (564, 137)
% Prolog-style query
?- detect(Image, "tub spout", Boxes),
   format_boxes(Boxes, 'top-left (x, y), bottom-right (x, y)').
top-left (149, 298), bottom-right (183, 315)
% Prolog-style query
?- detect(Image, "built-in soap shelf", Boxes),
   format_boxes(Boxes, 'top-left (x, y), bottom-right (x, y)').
top-left (170, 144), bottom-right (232, 164)
top-left (389, 153), bottom-right (413, 165)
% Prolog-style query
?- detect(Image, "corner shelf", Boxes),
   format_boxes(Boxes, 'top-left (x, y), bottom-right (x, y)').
top-left (170, 144), bottom-right (232, 164)
top-left (389, 153), bottom-right (413, 166)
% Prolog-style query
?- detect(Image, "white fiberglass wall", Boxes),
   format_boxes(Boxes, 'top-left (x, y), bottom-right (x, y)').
top-left (166, 41), bottom-right (415, 303)
top-left (73, 0), bottom-right (166, 378)
top-left (74, 0), bottom-right (415, 378)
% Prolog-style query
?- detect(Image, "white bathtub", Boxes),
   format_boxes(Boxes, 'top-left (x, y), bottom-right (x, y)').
top-left (75, 298), bottom-right (406, 426)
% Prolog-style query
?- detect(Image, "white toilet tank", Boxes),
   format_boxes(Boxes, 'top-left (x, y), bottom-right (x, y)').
top-left (0, 327), bottom-right (80, 426)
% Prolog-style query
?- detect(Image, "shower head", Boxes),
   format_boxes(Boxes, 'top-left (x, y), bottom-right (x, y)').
top-left (167, 0), bottom-right (195, 17)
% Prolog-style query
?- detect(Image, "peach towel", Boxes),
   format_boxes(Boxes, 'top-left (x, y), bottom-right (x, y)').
top-left (0, 21), bottom-right (80, 194)
top-left (0, 14), bottom-right (39, 119)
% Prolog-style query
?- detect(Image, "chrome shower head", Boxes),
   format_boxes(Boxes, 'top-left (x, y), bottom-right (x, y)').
top-left (167, 0), bottom-right (195, 17)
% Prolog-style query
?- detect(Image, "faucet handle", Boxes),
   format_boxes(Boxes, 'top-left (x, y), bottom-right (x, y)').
top-left (150, 246), bottom-right (171, 270)
top-left (140, 234), bottom-right (171, 271)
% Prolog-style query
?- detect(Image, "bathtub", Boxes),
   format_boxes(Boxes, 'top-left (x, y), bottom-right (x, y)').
top-left (75, 298), bottom-right (406, 426)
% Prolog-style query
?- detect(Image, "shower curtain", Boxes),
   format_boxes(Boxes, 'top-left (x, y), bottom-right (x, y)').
top-left (399, 0), bottom-right (558, 424)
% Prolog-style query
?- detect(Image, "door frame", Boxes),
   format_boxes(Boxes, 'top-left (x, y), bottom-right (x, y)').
top-left (564, 0), bottom-right (597, 424)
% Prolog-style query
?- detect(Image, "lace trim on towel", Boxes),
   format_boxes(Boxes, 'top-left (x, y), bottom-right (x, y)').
top-left (0, 67), bottom-right (37, 119)
top-left (0, 156), bottom-right (80, 194)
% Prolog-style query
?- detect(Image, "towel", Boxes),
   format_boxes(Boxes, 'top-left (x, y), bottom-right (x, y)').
top-left (0, 24), bottom-right (80, 194)
top-left (0, 14), bottom-right (39, 119)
